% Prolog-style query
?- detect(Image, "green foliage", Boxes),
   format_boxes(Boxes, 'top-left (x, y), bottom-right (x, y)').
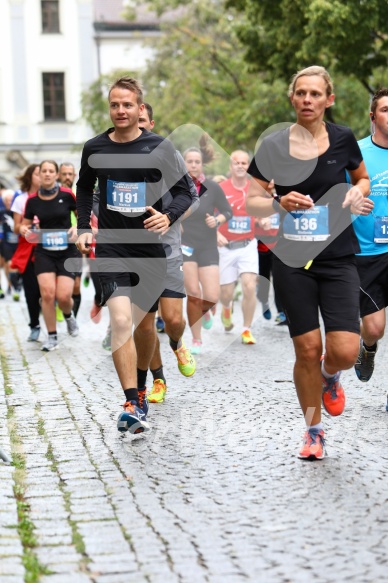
top-left (137, 0), bottom-right (293, 153)
top-left (80, 69), bottom-right (134, 135)
top-left (227, 0), bottom-right (388, 94)
top-left (80, 0), bottom-right (388, 151)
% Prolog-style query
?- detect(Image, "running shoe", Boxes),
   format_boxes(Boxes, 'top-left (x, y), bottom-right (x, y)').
top-left (322, 371), bottom-right (345, 416)
top-left (191, 338), bottom-right (202, 355)
top-left (173, 341), bottom-right (196, 377)
top-left (147, 379), bottom-right (167, 403)
top-left (221, 305), bottom-right (234, 332)
top-left (56, 304), bottom-right (64, 322)
top-left (102, 326), bottom-right (111, 351)
top-left (12, 292), bottom-right (20, 302)
top-left (275, 311), bottom-right (287, 326)
top-left (41, 337), bottom-right (58, 352)
top-left (27, 326), bottom-right (40, 342)
top-left (65, 314), bottom-right (79, 337)
top-left (241, 329), bottom-right (256, 344)
top-left (355, 340), bottom-right (377, 382)
top-left (202, 310), bottom-right (213, 330)
top-left (0, 289), bottom-right (4, 299)
top-left (90, 302), bottom-right (102, 324)
top-left (117, 400), bottom-right (150, 434)
top-left (262, 303), bottom-right (272, 320)
top-left (156, 316), bottom-right (165, 333)
top-left (298, 428), bottom-right (325, 460)
top-left (138, 388), bottom-right (149, 417)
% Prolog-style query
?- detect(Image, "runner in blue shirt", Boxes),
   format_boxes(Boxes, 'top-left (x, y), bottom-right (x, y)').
top-left (353, 88), bottom-right (388, 386)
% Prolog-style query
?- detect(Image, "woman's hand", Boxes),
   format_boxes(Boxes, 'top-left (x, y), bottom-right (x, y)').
top-left (343, 185), bottom-right (366, 215)
top-left (278, 191), bottom-right (314, 212)
top-left (67, 226), bottom-right (78, 243)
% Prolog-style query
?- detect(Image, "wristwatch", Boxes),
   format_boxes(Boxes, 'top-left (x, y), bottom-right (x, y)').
top-left (162, 210), bottom-right (178, 226)
top-left (271, 193), bottom-right (282, 210)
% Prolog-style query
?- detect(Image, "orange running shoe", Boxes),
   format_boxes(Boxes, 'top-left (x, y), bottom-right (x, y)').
top-left (322, 371), bottom-right (345, 416)
top-left (298, 428), bottom-right (325, 460)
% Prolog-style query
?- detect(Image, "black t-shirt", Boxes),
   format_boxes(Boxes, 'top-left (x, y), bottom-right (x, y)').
top-left (181, 179), bottom-right (232, 249)
top-left (24, 189), bottom-right (76, 230)
top-left (248, 122), bottom-right (363, 266)
top-left (76, 128), bottom-right (194, 249)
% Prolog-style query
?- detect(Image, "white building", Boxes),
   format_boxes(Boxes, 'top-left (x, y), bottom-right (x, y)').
top-left (0, 0), bottom-right (176, 187)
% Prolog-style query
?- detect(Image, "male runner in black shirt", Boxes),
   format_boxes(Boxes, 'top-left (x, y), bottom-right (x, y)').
top-left (76, 77), bottom-right (193, 434)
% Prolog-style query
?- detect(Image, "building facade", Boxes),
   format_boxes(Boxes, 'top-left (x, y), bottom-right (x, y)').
top-left (0, 0), bottom-right (172, 187)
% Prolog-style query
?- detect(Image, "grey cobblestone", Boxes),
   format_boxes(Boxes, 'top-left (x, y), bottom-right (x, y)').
top-left (1, 287), bottom-right (388, 582)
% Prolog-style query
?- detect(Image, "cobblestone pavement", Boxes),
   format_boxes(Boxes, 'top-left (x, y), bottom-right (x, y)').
top-left (1, 282), bottom-right (388, 583)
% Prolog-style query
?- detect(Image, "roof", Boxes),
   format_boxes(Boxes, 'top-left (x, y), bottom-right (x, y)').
top-left (93, 0), bottom-right (183, 26)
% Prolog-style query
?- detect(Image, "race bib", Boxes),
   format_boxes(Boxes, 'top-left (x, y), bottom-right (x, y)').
top-left (374, 216), bottom-right (388, 243)
top-left (42, 231), bottom-right (68, 251)
top-left (6, 232), bottom-right (19, 244)
top-left (106, 179), bottom-right (146, 213)
top-left (283, 206), bottom-right (329, 241)
top-left (270, 213), bottom-right (280, 230)
top-left (182, 245), bottom-right (194, 257)
top-left (228, 216), bottom-right (251, 234)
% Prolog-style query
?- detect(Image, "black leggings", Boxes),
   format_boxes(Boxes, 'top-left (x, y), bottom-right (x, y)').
top-left (257, 249), bottom-right (282, 312)
top-left (22, 259), bottom-right (41, 329)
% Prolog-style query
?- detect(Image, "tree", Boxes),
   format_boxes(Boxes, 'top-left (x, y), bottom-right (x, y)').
top-left (80, 69), bottom-right (131, 135)
top-left (226, 0), bottom-right (388, 95)
top-left (131, 0), bottom-right (294, 160)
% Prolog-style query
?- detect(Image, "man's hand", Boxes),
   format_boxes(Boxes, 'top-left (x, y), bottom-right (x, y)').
top-left (217, 232), bottom-right (229, 247)
top-left (76, 232), bottom-right (93, 254)
top-left (144, 206), bottom-right (170, 235)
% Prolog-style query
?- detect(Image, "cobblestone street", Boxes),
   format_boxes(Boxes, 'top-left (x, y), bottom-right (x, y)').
top-left (1, 283), bottom-right (388, 583)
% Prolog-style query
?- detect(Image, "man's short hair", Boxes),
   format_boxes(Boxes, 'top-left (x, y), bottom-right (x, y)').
top-left (371, 88), bottom-right (388, 117)
top-left (108, 76), bottom-right (143, 104)
top-left (143, 102), bottom-right (154, 122)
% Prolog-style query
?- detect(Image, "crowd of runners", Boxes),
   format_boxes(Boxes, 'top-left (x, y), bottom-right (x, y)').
top-left (1, 65), bottom-right (388, 460)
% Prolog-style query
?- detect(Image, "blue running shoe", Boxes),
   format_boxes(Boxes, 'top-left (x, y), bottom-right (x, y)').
top-left (275, 311), bottom-right (287, 326)
top-left (156, 316), bottom-right (165, 333)
top-left (117, 400), bottom-right (150, 434)
top-left (262, 303), bottom-right (272, 320)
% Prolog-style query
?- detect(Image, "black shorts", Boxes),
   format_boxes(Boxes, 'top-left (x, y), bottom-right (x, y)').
top-left (182, 246), bottom-right (219, 268)
top-left (160, 255), bottom-right (185, 298)
top-left (356, 252), bottom-right (388, 317)
top-left (273, 255), bottom-right (360, 338)
top-left (34, 248), bottom-right (78, 279)
top-left (96, 243), bottom-right (167, 313)
top-left (2, 242), bottom-right (18, 262)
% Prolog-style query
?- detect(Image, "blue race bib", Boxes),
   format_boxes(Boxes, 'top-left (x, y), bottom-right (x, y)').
top-left (106, 179), bottom-right (146, 214)
top-left (283, 206), bottom-right (329, 241)
top-left (181, 245), bottom-right (194, 257)
top-left (228, 216), bottom-right (251, 234)
top-left (41, 231), bottom-right (68, 251)
top-left (373, 216), bottom-right (388, 243)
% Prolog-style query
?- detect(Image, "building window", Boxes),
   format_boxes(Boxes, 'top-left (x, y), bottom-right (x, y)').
top-left (42, 73), bottom-right (66, 120)
top-left (41, 0), bottom-right (60, 33)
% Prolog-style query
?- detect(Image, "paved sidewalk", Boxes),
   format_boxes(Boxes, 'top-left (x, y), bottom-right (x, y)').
top-left (1, 288), bottom-right (388, 583)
